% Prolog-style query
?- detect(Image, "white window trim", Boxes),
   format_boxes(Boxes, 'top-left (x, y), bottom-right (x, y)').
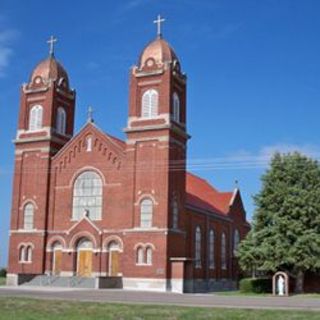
top-left (140, 198), bottom-right (154, 228)
top-left (28, 105), bottom-right (43, 132)
top-left (19, 244), bottom-right (33, 263)
top-left (72, 170), bottom-right (103, 221)
top-left (23, 203), bottom-right (35, 230)
top-left (136, 247), bottom-right (145, 265)
top-left (141, 89), bottom-right (159, 119)
top-left (135, 245), bottom-right (153, 266)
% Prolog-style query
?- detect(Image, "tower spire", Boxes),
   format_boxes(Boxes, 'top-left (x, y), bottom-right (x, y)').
top-left (47, 35), bottom-right (57, 57)
top-left (153, 14), bottom-right (165, 38)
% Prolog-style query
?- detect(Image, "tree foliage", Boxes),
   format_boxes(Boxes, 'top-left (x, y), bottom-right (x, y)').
top-left (238, 152), bottom-right (320, 291)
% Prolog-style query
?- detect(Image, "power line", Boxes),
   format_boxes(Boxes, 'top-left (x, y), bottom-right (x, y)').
top-left (1, 155), bottom-right (320, 175)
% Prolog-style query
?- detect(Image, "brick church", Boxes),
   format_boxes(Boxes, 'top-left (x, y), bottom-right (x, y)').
top-left (7, 19), bottom-right (250, 292)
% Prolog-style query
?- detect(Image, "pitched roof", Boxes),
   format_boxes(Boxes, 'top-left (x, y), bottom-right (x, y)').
top-left (104, 132), bottom-right (126, 149)
top-left (186, 172), bottom-right (234, 215)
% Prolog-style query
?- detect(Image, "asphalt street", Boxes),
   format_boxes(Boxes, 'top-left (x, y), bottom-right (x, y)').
top-left (0, 287), bottom-right (320, 311)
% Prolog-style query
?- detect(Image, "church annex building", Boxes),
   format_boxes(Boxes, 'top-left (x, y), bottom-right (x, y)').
top-left (7, 21), bottom-right (250, 293)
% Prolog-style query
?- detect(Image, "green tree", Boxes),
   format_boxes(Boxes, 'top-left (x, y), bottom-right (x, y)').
top-left (238, 152), bottom-right (320, 293)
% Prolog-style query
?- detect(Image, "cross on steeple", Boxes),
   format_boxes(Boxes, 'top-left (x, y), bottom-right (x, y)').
top-left (87, 106), bottom-right (94, 123)
top-left (47, 35), bottom-right (57, 57)
top-left (153, 14), bottom-right (165, 38)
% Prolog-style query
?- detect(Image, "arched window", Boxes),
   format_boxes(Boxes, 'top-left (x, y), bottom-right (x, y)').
top-left (56, 107), bottom-right (66, 135)
top-left (141, 89), bottom-right (158, 118)
top-left (19, 246), bottom-right (25, 262)
top-left (107, 241), bottom-right (120, 251)
top-left (172, 200), bottom-right (179, 229)
top-left (146, 247), bottom-right (153, 265)
top-left (23, 203), bottom-right (34, 230)
top-left (52, 241), bottom-right (63, 251)
top-left (195, 226), bottom-right (201, 268)
top-left (72, 171), bottom-right (103, 221)
top-left (221, 232), bottom-right (227, 270)
top-left (209, 229), bottom-right (215, 269)
top-left (77, 238), bottom-right (93, 250)
top-left (136, 247), bottom-right (144, 264)
top-left (172, 92), bottom-right (180, 122)
top-left (26, 246), bottom-right (33, 262)
top-left (29, 105), bottom-right (43, 131)
top-left (233, 229), bottom-right (240, 256)
top-left (140, 198), bottom-right (153, 228)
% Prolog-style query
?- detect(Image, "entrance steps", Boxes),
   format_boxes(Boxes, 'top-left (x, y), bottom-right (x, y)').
top-left (20, 275), bottom-right (123, 289)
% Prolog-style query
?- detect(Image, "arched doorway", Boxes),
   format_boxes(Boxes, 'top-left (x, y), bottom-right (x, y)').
top-left (76, 238), bottom-right (93, 277)
top-left (107, 241), bottom-right (121, 277)
top-left (52, 242), bottom-right (63, 276)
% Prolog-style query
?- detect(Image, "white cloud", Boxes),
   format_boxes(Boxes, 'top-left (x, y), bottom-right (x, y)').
top-left (123, 0), bottom-right (146, 10)
top-left (218, 144), bottom-right (320, 170)
top-left (187, 144), bottom-right (320, 171)
top-left (211, 23), bottom-right (243, 39)
top-left (258, 143), bottom-right (320, 160)
top-left (0, 29), bottom-right (18, 77)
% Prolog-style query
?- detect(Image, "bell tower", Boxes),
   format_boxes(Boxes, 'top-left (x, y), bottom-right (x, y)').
top-left (124, 17), bottom-right (190, 273)
top-left (17, 36), bottom-right (75, 147)
top-left (7, 37), bottom-right (76, 282)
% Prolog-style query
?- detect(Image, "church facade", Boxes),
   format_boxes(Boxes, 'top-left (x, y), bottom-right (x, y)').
top-left (7, 28), bottom-right (250, 292)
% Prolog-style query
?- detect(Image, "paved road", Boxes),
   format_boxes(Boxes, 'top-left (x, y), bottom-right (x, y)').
top-left (0, 287), bottom-right (320, 311)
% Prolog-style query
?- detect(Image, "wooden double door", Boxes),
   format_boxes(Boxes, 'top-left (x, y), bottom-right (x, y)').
top-left (77, 250), bottom-right (93, 277)
top-left (74, 248), bottom-right (120, 277)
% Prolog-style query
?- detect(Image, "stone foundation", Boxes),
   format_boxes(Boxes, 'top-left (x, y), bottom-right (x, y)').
top-left (6, 273), bottom-right (237, 293)
top-left (6, 273), bottom-right (37, 286)
top-left (122, 277), bottom-right (168, 291)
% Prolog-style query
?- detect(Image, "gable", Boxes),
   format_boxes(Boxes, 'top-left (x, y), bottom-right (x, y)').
top-left (52, 122), bottom-right (125, 173)
top-left (229, 189), bottom-right (247, 219)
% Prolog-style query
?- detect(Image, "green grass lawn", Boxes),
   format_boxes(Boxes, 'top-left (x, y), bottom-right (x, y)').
top-left (0, 278), bottom-right (6, 286)
top-left (0, 297), bottom-right (319, 320)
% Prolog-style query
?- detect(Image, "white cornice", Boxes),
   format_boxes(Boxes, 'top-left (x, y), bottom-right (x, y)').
top-left (66, 216), bottom-right (102, 235)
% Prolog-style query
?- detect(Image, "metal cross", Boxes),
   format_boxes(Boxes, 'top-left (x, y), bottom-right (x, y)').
top-left (47, 35), bottom-right (57, 57)
top-left (87, 106), bottom-right (94, 123)
top-left (153, 14), bottom-right (165, 38)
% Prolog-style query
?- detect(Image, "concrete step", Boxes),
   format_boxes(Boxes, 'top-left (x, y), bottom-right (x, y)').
top-left (21, 275), bottom-right (96, 288)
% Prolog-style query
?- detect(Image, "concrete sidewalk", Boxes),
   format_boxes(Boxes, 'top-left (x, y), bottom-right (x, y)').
top-left (0, 287), bottom-right (320, 311)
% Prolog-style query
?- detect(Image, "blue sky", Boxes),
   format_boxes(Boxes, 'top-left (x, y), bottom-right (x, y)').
top-left (1, 0), bottom-right (320, 267)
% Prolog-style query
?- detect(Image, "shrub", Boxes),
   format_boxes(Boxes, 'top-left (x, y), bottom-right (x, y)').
top-left (239, 277), bottom-right (272, 294)
top-left (0, 268), bottom-right (7, 278)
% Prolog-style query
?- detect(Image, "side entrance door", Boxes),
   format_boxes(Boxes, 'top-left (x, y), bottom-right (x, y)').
top-left (109, 250), bottom-right (120, 277)
top-left (53, 249), bottom-right (62, 276)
